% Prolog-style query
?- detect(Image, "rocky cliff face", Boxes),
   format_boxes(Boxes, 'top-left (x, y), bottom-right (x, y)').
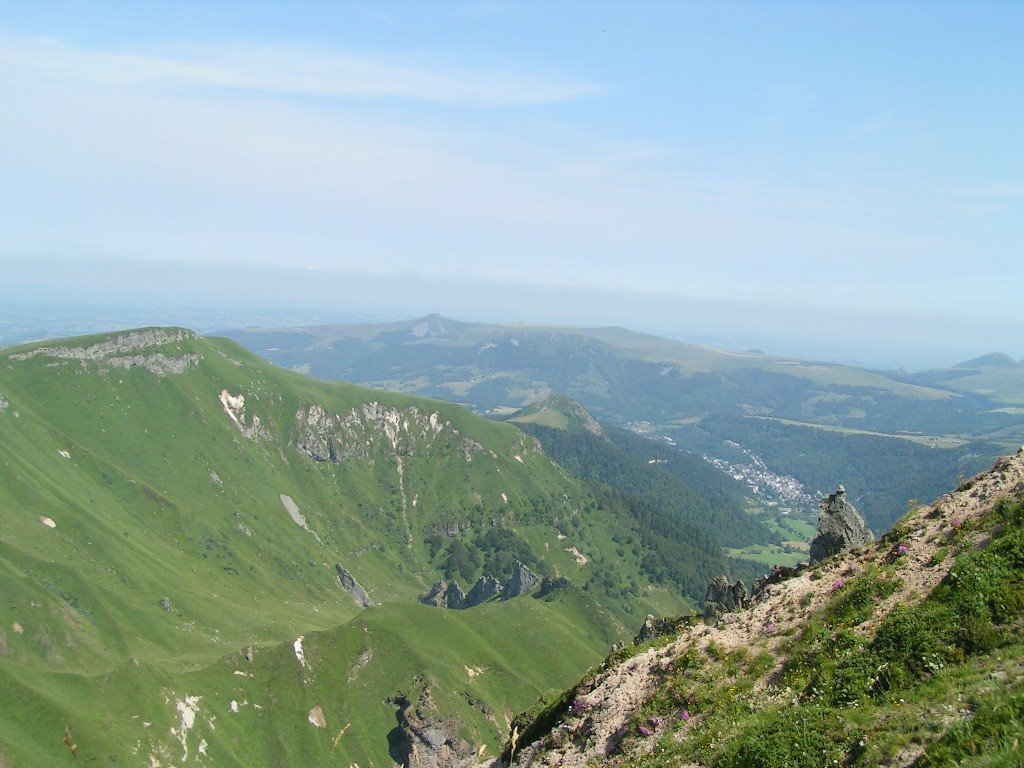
top-left (9, 329), bottom-right (202, 376)
top-left (809, 484), bottom-right (874, 564)
top-left (293, 402), bottom-right (486, 460)
top-left (503, 561), bottom-right (541, 598)
top-left (335, 564), bottom-right (373, 608)
top-left (219, 389), bottom-right (276, 442)
top-left (420, 563), bottom-right (544, 609)
top-left (389, 681), bottom-right (477, 768)
top-left (466, 575), bottom-right (504, 605)
top-left (702, 576), bottom-right (748, 619)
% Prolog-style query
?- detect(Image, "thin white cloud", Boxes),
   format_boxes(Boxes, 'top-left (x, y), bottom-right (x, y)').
top-left (0, 34), bottom-right (601, 106)
top-left (947, 183), bottom-right (1024, 199)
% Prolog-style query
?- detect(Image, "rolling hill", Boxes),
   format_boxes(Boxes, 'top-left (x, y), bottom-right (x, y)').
top-left (0, 327), bottom-right (759, 766)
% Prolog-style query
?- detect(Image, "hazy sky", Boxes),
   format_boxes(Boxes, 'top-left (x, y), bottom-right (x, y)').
top-left (2, 2), bottom-right (1022, 363)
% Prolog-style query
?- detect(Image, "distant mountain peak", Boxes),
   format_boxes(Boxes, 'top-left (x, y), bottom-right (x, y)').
top-left (952, 352), bottom-right (1017, 369)
top-left (408, 313), bottom-right (464, 338)
top-left (507, 393), bottom-right (604, 437)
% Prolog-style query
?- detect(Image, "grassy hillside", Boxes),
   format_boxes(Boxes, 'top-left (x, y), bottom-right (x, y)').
top-left (0, 328), bottom-right (702, 766)
top-left (501, 450), bottom-right (1024, 768)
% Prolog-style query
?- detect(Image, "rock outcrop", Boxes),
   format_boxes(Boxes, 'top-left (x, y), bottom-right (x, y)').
top-left (219, 390), bottom-right (275, 442)
top-left (535, 575), bottom-right (573, 598)
top-left (702, 576), bottom-right (748, 619)
top-left (465, 575), bottom-right (503, 605)
top-left (808, 484), bottom-right (874, 564)
top-left (292, 402), bottom-right (486, 461)
top-left (388, 681), bottom-right (475, 768)
top-left (421, 565), bottom-right (553, 608)
top-left (9, 329), bottom-right (202, 376)
top-left (634, 614), bottom-right (693, 643)
top-left (419, 580), bottom-right (467, 609)
top-left (335, 564), bottom-right (373, 608)
top-left (443, 582), bottom-right (467, 610)
top-left (503, 560), bottom-right (541, 598)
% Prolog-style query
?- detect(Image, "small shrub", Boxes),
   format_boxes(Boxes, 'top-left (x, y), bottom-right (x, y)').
top-left (716, 706), bottom-right (859, 768)
top-left (916, 690), bottom-right (1024, 766)
top-left (821, 570), bottom-right (900, 628)
top-left (927, 547), bottom-right (947, 567)
top-left (804, 630), bottom-right (873, 706)
top-left (869, 603), bottom-right (961, 693)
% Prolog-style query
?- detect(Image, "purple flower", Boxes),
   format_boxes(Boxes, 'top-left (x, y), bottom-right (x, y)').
top-left (570, 699), bottom-right (586, 714)
top-left (762, 623), bottom-right (777, 635)
top-left (679, 709), bottom-right (691, 721)
top-left (638, 725), bottom-right (654, 737)
top-left (951, 517), bottom-right (963, 528)
top-left (897, 544), bottom-right (909, 555)
top-left (648, 716), bottom-right (662, 727)
top-left (831, 577), bottom-right (845, 592)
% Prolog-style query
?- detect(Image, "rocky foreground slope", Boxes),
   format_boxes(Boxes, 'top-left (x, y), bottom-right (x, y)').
top-left (498, 449), bottom-right (1024, 768)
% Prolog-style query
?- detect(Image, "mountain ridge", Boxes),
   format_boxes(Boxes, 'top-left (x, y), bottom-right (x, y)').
top-left (222, 315), bottom-right (1022, 532)
top-left (495, 449), bottom-right (1024, 768)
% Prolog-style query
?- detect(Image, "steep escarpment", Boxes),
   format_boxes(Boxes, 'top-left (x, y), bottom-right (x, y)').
top-left (293, 400), bottom-right (489, 460)
top-left (500, 449), bottom-right (1024, 768)
top-left (8, 327), bottom-right (203, 375)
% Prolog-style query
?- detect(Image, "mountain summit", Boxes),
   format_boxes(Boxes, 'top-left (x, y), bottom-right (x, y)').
top-left (507, 394), bottom-right (605, 436)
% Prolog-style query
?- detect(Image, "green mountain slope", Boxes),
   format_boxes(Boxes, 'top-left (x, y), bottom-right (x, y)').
top-left (898, 354), bottom-right (1024, 406)
top-left (223, 315), bottom-right (1020, 531)
top-left (0, 328), bottom-right (703, 766)
top-left (503, 395), bottom-right (774, 598)
top-left (502, 450), bottom-right (1024, 768)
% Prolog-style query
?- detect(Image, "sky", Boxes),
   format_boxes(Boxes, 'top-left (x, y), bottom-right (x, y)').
top-left (1, 1), bottom-right (1022, 365)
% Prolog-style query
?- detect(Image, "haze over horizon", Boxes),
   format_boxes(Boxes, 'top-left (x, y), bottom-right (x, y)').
top-left (2, 2), bottom-right (1022, 365)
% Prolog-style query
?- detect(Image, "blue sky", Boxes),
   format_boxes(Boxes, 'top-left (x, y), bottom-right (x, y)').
top-left (1, 1), bottom-right (1022, 363)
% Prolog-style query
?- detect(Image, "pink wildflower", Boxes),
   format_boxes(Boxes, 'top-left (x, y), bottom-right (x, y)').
top-left (638, 725), bottom-right (653, 737)
top-left (897, 544), bottom-right (909, 554)
top-left (679, 709), bottom-right (691, 721)
top-left (831, 577), bottom-right (845, 592)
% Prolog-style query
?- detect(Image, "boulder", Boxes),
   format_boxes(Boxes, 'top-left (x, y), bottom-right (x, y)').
top-left (420, 580), bottom-right (450, 607)
top-left (535, 575), bottom-right (573, 598)
top-left (702, 576), bottom-right (748, 619)
top-left (335, 564), bottom-right (373, 608)
top-left (634, 614), bottom-right (692, 643)
top-left (809, 485), bottom-right (874, 564)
